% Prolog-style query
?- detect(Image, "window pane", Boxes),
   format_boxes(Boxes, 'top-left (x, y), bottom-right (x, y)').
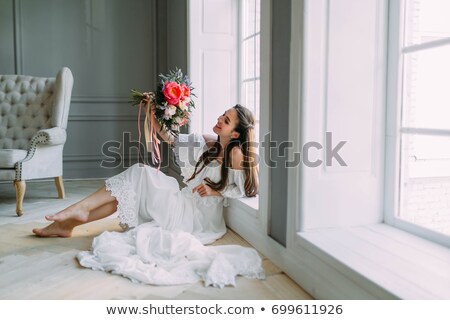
top-left (243, 81), bottom-right (255, 111)
top-left (404, 0), bottom-right (450, 46)
top-left (255, 34), bottom-right (260, 78)
top-left (243, 37), bottom-right (255, 79)
top-left (255, 0), bottom-right (261, 33)
top-left (399, 135), bottom-right (450, 236)
top-left (401, 133), bottom-right (450, 169)
top-left (255, 78), bottom-right (260, 119)
top-left (242, 0), bottom-right (256, 38)
top-left (402, 45), bottom-right (450, 130)
top-left (240, 0), bottom-right (260, 136)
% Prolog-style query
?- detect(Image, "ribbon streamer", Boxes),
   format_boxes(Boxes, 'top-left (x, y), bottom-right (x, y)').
top-left (137, 94), bottom-right (161, 169)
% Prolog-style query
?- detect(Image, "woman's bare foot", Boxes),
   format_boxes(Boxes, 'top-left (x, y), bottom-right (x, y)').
top-left (32, 221), bottom-right (75, 238)
top-left (45, 205), bottom-right (90, 223)
top-left (32, 205), bottom-right (89, 237)
top-left (33, 187), bottom-right (118, 237)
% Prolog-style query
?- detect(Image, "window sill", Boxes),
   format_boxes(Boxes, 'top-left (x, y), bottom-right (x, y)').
top-left (226, 195), bottom-right (259, 216)
top-left (297, 223), bottom-right (450, 299)
top-left (168, 165), bottom-right (260, 215)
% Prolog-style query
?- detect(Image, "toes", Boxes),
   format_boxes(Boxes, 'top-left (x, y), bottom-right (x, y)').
top-left (32, 228), bottom-right (45, 237)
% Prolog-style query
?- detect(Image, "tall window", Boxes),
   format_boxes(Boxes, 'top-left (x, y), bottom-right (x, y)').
top-left (391, 0), bottom-right (450, 243)
top-left (240, 0), bottom-right (260, 136)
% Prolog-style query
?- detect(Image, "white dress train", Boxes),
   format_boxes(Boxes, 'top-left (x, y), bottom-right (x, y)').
top-left (77, 133), bottom-right (265, 287)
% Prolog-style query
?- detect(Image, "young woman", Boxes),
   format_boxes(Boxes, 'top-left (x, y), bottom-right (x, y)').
top-left (32, 104), bottom-right (258, 245)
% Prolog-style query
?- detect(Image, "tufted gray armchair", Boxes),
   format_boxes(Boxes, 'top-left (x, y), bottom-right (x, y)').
top-left (0, 67), bottom-right (73, 216)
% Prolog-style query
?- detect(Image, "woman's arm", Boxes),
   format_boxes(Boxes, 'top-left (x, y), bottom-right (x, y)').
top-left (193, 147), bottom-right (245, 198)
top-left (230, 147), bottom-right (245, 170)
top-left (220, 154), bottom-right (246, 199)
top-left (217, 148), bottom-right (246, 198)
top-left (155, 119), bottom-right (217, 147)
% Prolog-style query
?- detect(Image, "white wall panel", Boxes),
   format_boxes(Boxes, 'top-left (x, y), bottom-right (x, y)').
top-left (203, 0), bottom-right (232, 34)
top-left (325, 0), bottom-right (377, 173)
top-left (203, 50), bottom-right (232, 133)
top-left (301, 0), bottom-right (387, 229)
top-left (189, 0), bottom-right (238, 135)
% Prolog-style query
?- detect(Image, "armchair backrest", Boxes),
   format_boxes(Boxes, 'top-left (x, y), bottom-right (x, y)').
top-left (0, 67), bottom-right (73, 150)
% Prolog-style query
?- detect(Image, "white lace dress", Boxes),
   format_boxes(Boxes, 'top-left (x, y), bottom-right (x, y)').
top-left (77, 133), bottom-right (264, 287)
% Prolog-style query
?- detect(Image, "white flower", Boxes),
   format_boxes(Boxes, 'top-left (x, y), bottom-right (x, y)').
top-left (168, 105), bottom-right (177, 115)
top-left (163, 109), bottom-right (170, 120)
top-left (164, 105), bottom-right (177, 119)
top-left (178, 100), bottom-right (187, 111)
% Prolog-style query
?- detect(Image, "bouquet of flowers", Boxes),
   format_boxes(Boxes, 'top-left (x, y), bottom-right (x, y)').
top-left (130, 68), bottom-right (195, 165)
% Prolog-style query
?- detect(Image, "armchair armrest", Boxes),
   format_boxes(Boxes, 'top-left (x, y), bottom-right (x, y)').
top-left (15, 127), bottom-right (67, 180)
top-left (18, 127), bottom-right (67, 164)
top-left (32, 127), bottom-right (67, 146)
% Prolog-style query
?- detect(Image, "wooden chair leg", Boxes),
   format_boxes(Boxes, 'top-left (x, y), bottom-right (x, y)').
top-left (14, 180), bottom-right (26, 217)
top-left (54, 176), bottom-right (65, 199)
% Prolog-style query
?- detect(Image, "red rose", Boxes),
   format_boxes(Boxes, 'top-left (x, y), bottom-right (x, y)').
top-left (180, 84), bottom-right (190, 99)
top-left (163, 81), bottom-right (182, 105)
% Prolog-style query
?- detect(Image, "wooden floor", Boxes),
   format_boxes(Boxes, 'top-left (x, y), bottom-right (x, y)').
top-left (0, 179), bottom-right (313, 300)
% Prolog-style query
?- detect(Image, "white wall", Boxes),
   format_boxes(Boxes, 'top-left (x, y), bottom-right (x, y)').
top-left (188, 0), bottom-right (239, 135)
top-left (300, 0), bottom-right (387, 230)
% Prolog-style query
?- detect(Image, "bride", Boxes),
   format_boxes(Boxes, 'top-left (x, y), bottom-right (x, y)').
top-left (33, 104), bottom-right (262, 287)
top-left (32, 104), bottom-right (258, 245)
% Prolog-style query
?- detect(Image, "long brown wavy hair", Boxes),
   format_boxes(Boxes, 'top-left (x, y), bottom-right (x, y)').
top-left (186, 105), bottom-right (258, 197)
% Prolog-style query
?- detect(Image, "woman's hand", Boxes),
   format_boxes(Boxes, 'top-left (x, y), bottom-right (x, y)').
top-left (192, 183), bottom-right (221, 197)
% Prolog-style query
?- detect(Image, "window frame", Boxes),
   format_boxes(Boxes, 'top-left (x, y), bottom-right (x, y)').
top-left (384, 0), bottom-right (450, 247)
top-left (238, 0), bottom-right (261, 137)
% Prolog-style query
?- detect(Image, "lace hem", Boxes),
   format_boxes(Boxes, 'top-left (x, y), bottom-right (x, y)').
top-left (105, 173), bottom-right (138, 230)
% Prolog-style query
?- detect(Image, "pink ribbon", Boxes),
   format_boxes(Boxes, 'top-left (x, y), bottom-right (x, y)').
top-left (138, 94), bottom-right (161, 170)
